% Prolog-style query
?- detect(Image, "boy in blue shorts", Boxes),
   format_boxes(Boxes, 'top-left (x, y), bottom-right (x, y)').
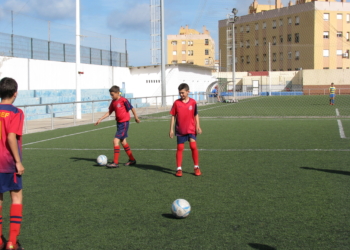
top-left (95, 85), bottom-right (140, 168)
top-left (329, 82), bottom-right (336, 105)
top-left (169, 83), bottom-right (202, 177)
top-left (0, 77), bottom-right (25, 250)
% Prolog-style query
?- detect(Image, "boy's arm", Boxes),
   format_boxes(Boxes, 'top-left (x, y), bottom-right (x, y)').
top-left (169, 116), bottom-right (175, 138)
top-left (95, 111), bottom-right (112, 125)
top-left (131, 108), bottom-right (140, 123)
top-left (195, 114), bottom-right (202, 134)
top-left (7, 133), bottom-right (24, 175)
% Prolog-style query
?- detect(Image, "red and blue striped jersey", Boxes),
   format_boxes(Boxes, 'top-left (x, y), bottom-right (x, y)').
top-left (170, 98), bottom-right (198, 136)
top-left (0, 104), bottom-right (24, 173)
top-left (109, 97), bottom-right (133, 123)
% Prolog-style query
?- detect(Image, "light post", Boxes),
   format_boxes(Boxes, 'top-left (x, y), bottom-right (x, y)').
top-left (228, 8), bottom-right (238, 101)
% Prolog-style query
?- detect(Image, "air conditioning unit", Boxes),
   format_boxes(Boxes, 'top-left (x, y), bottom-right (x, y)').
top-left (342, 53), bottom-right (349, 58)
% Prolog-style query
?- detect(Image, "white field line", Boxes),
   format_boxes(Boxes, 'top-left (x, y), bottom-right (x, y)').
top-left (336, 108), bottom-right (340, 116)
top-left (23, 148), bottom-right (350, 152)
top-left (22, 120), bottom-right (168, 147)
top-left (337, 120), bottom-right (346, 139)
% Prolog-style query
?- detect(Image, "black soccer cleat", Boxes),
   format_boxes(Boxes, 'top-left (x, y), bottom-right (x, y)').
top-left (106, 162), bottom-right (119, 168)
top-left (124, 160), bottom-right (136, 166)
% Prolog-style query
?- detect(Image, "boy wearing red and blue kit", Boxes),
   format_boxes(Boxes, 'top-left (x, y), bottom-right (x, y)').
top-left (169, 83), bottom-right (202, 177)
top-left (95, 85), bottom-right (140, 168)
top-left (0, 77), bottom-right (25, 250)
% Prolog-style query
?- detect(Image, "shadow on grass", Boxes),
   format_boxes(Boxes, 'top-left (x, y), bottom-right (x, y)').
top-left (131, 164), bottom-right (178, 176)
top-left (301, 167), bottom-right (350, 176)
top-left (161, 214), bottom-right (178, 220)
top-left (70, 157), bottom-right (100, 166)
top-left (248, 243), bottom-right (276, 250)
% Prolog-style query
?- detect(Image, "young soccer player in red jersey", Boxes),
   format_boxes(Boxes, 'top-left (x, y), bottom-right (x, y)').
top-left (95, 85), bottom-right (140, 168)
top-left (0, 77), bottom-right (25, 250)
top-left (169, 83), bottom-right (202, 177)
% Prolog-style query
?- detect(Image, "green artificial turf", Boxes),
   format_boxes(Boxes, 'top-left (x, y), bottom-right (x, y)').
top-left (9, 115), bottom-right (350, 249)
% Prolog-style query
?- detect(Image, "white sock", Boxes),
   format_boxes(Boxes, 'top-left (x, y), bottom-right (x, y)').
top-left (194, 165), bottom-right (199, 169)
top-left (177, 167), bottom-right (182, 171)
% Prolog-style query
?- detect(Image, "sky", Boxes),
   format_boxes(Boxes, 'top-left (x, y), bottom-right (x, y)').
top-left (0, 0), bottom-right (292, 66)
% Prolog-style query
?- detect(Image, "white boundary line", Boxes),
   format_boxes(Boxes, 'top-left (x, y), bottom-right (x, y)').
top-left (337, 120), bottom-right (346, 139)
top-left (23, 148), bottom-right (350, 152)
top-left (336, 108), bottom-right (340, 116)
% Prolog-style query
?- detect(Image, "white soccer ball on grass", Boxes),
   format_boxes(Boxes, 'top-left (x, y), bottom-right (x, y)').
top-left (96, 155), bottom-right (108, 166)
top-left (171, 199), bottom-right (191, 218)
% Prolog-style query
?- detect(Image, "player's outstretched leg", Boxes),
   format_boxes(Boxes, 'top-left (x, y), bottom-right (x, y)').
top-left (123, 143), bottom-right (136, 166)
top-left (107, 145), bottom-right (120, 168)
top-left (176, 144), bottom-right (184, 177)
top-left (190, 141), bottom-right (201, 176)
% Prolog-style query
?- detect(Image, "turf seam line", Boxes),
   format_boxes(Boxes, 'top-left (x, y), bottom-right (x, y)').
top-left (337, 119), bottom-right (346, 139)
top-left (22, 148), bottom-right (350, 152)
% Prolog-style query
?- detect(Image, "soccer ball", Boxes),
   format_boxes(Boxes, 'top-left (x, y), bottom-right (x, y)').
top-left (171, 199), bottom-right (191, 218)
top-left (96, 155), bottom-right (108, 165)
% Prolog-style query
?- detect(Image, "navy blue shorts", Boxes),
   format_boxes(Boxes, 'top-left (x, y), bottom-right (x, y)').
top-left (115, 121), bottom-right (129, 139)
top-left (177, 134), bottom-right (196, 144)
top-left (0, 173), bottom-right (22, 193)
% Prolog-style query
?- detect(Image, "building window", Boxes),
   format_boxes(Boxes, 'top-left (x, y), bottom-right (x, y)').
top-left (182, 60), bottom-right (186, 63)
top-left (324, 13), bottom-right (329, 21)
top-left (240, 26), bottom-right (244, 33)
top-left (241, 56), bottom-right (244, 63)
top-left (246, 25), bottom-right (250, 33)
top-left (347, 32), bottom-right (350, 41)
top-left (263, 54), bottom-right (267, 62)
top-left (323, 50), bottom-right (329, 57)
top-left (280, 52), bottom-right (283, 61)
top-left (337, 50), bottom-right (343, 56)
top-left (263, 22), bottom-right (266, 29)
top-left (255, 39), bottom-right (259, 46)
top-left (256, 54), bottom-right (259, 62)
top-left (171, 41), bottom-right (177, 45)
top-left (205, 49), bottom-right (209, 55)
top-left (188, 50), bottom-right (193, 56)
top-left (295, 33), bottom-right (299, 43)
top-left (205, 39), bottom-right (209, 45)
top-left (188, 41), bottom-right (193, 46)
top-left (279, 19), bottom-right (283, 26)
top-left (337, 13), bottom-right (343, 20)
top-left (347, 14), bottom-right (350, 23)
top-left (323, 31), bottom-right (329, 39)
top-left (272, 53), bottom-right (277, 62)
top-left (263, 37), bottom-right (267, 45)
top-left (205, 59), bottom-right (209, 65)
top-left (255, 23), bottom-right (259, 30)
top-left (295, 51), bottom-right (300, 60)
top-left (288, 52), bottom-right (292, 59)
top-left (182, 41), bottom-right (185, 44)
top-left (272, 20), bottom-right (276, 29)
top-left (246, 40), bottom-right (250, 48)
top-left (288, 17), bottom-right (292, 25)
top-left (295, 16), bottom-right (300, 25)
top-left (240, 41), bottom-right (244, 48)
top-left (172, 51), bottom-right (177, 55)
top-left (287, 34), bottom-right (292, 42)
top-left (337, 31), bottom-right (343, 37)
top-left (246, 55), bottom-right (250, 64)
top-left (171, 60), bottom-right (177, 64)
top-left (280, 35), bottom-right (283, 43)
top-left (273, 36), bottom-right (276, 45)
top-left (182, 50), bottom-right (186, 55)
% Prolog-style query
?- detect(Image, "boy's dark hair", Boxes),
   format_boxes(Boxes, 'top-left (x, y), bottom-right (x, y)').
top-left (109, 85), bottom-right (120, 93)
top-left (0, 77), bottom-right (18, 99)
top-left (178, 83), bottom-right (189, 91)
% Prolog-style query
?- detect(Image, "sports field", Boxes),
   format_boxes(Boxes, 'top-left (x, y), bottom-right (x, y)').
top-left (10, 97), bottom-right (350, 249)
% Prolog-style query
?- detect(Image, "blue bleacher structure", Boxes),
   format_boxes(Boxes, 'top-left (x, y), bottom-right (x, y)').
top-left (13, 89), bottom-right (150, 120)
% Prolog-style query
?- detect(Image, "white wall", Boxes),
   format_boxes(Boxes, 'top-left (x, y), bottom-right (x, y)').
top-left (0, 56), bottom-right (131, 90)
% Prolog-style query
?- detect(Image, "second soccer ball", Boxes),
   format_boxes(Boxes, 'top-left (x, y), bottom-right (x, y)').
top-left (171, 199), bottom-right (191, 218)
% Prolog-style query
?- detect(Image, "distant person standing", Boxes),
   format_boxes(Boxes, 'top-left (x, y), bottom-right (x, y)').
top-left (329, 82), bottom-right (336, 105)
top-left (211, 86), bottom-right (220, 102)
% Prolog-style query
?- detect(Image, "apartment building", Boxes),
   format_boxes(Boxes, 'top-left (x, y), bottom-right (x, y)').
top-left (167, 25), bottom-right (215, 67)
top-left (219, 0), bottom-right (350, 72)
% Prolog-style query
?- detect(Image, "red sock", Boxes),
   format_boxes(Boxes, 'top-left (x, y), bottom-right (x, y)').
top-left (190, 141), bottom-right (199, 166)
top-left (114, 146), bottom-right (120, 164)
top-left (176, 144), bottom-right (184, 167)
top-left (9, 204), bottom-right (22, 244)
top-left (0, 206), bottom-right (2, 244)
top-left (123, 143), bottom-right (135, 161)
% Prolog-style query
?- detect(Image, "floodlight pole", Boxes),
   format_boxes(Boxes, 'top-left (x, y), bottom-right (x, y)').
top-left (269, 42), bottom-right (272, 96)
top-left (75, 0), bottom-right (82, 119)
top-left (160, 0), bottom-right (166, 107)
top-left (229, 9), bottom-right (238, 101)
